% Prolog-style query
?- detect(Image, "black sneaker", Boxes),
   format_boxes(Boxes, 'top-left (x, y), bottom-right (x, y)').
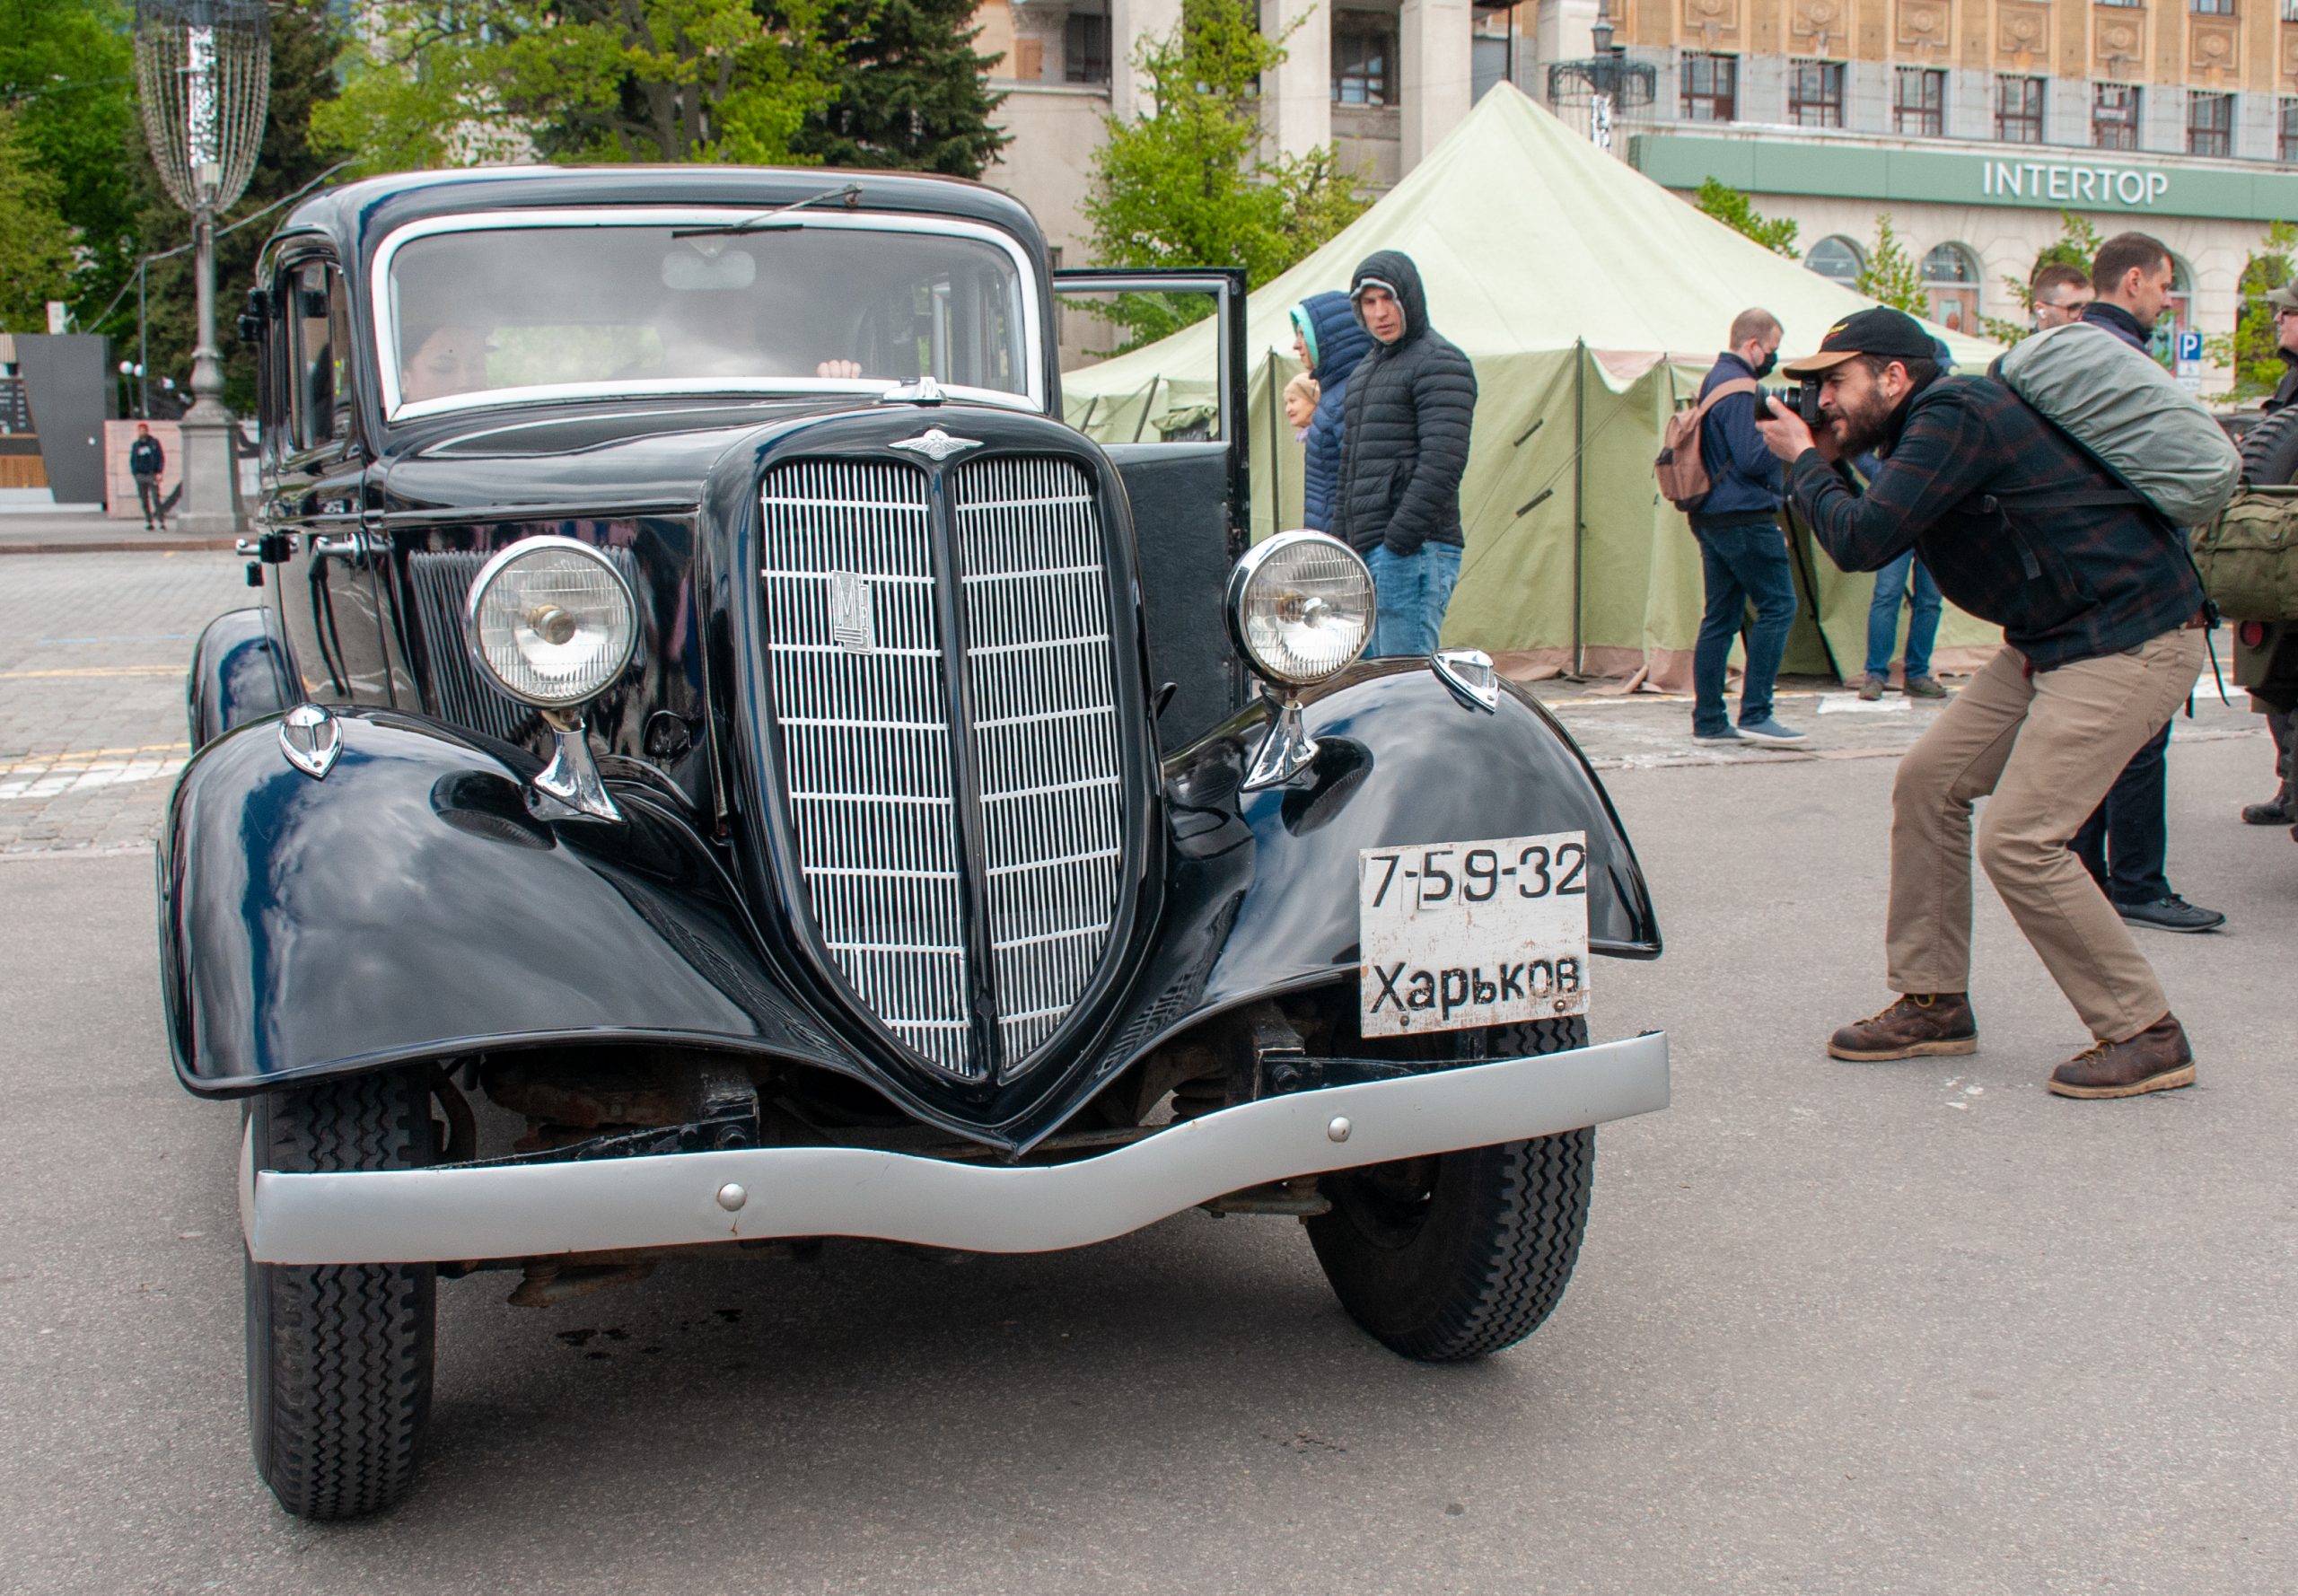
top-left (2117, 895), bottom-right (2225, 934)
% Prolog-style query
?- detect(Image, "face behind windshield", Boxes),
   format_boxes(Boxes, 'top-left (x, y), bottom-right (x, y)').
top-left (384, 220), bottom-right (1033, 413)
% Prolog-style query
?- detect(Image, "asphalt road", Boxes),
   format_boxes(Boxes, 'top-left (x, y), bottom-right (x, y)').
top-left (4, 719), bottom-right (2292, 1594)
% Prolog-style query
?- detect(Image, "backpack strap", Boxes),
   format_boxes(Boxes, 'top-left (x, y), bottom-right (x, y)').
top-left (1681, 377), bottom-right (1759, 423)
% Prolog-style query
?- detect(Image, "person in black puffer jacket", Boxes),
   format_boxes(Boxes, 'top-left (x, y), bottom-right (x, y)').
top-left (1333, 250), bottom-right (1478, 657)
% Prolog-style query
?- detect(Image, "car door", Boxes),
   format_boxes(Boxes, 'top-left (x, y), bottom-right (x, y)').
top-left (1053, 268), bottom-right (1249, 751)
top-left (265, 253), bottom-right (394, 707)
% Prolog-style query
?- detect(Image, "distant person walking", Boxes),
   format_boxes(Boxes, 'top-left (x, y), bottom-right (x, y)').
top-left (1334, 251), bottom-right (1477, 657)
top-left (128, 424), bottom-right (166, 531)
top-left (2066, 233), bottom-right (2224, 934)
top-left (1291, 291), bottom-right (1373, 534)
top-left (1688, 309), bottom-right (1802, 744)
top-left (2030, 262), bottom-right (2095, 330)
top-left (2242, 279), bottom-right (2298, 825)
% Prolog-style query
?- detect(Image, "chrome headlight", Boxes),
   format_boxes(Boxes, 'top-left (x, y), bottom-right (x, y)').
top-left (1224, 531), bottom-right (1375, 687)
top-left (465, 537), bottom-right (638, 709)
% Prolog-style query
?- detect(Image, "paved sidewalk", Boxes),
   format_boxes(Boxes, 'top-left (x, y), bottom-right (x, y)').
top-left (0, 551), bottom-right (250, 856)
top-left (1524, 663), bottom-right (2269, 772)
top-left (0, 510), bottom-right (239, 556)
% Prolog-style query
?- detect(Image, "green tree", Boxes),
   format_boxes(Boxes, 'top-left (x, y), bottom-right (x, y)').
top-left (2204, 221), bottom-right (2298, 400)
top-left (0, 0), bottom-right (141, 319)
top-left (1980, 211), bottom-right (2103, 345)
top-left (1694, 178), bottom-right (1798, 259)
top-left (1856, 214), bottom-right (1926, 316)
top-left (316, 0), bottom-right (835, 173)
top-left (790, 0), bottom-right (1009, 178)
top-left (113, 0), bottom-right (347, 411)
top-left (1081, 0), bottom-right (1366, 349)
top-left (0, 106), bottom-right (75, 330)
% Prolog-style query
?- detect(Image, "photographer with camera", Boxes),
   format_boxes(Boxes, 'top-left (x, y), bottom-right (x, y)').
top-left (1684, 310), bottom-right (1802, 745)
top-left (1755, 308), bottom-right (2209, 1100)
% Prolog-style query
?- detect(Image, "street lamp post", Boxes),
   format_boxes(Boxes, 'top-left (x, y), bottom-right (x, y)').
top-left (132, 0), bottom-right (269, 536)
top-left (1545, 0), bottom-right (1655, 152)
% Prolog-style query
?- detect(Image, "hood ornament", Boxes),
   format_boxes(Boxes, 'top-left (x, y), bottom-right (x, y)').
top-left (889, 426), bottom-right (982, 464)
top-left (277, 702), bottom-right (342, 780)
top-left (881, 374), bottom-right (947, 407)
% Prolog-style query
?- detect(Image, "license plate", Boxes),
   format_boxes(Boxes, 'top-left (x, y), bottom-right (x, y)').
top-left (1358, 830), bottom-right (1591, 1038)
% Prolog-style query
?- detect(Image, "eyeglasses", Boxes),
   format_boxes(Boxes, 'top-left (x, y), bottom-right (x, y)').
top-left (2275, 306), bottom-right (2298, 321)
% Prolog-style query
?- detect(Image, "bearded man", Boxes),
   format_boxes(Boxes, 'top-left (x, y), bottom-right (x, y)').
top-left (1754, 308), bottom-right (2210, 1101)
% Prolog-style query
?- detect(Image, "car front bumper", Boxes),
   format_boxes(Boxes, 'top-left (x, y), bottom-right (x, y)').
top-left (242, 1030), bottom-right (1669, 1266)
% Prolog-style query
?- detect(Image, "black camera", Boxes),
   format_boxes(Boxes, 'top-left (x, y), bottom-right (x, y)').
top-left (1763, 379), bottom-right (1824, 428)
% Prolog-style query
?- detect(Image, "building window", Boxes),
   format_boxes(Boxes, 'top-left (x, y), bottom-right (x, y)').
top-left (1806, 235), bottom-right (1865, 285)
top-left (2097, 0), bottom-right (2141, 6)
top-left (2281, 96), bottom-right (2298, 161)
top-left (1681, 53), bottom-right (1738, 122)
top-left (2093, 83), bottom-right (2142, 150)
top-left (2189, 91), bottom-right (2234, 155)
top-left (2191, 0), bottom-right (2235, 13)
top-left (1995, 75), bottom-right (2045, 144)
top-left (1922, 243), bottom-right (1981, 335)
top-left (1332, 13), bottom-right (1395, 105)
top-left (1064, 12), bottom-right (1110, 84)
top-left (1894, 67), bottom-right (1944, 136)
top-left (1789, 59), bottom-right (1845, 127)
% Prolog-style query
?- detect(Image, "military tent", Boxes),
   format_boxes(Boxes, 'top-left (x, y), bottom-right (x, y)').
top-left (1060, 83), bottom-right (2004, 688)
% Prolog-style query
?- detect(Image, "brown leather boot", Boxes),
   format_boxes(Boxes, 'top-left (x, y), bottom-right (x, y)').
top-left (2047, 1013), bottom-right (2194, 1099)
top-left (1828, 993), bottom-right (1978, 1061)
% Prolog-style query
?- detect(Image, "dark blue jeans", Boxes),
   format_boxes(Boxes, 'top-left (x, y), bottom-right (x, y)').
top-left (2071, 721), bottom-right (2172, 906)
top-left (1863, 548), bottom-right (1942, 680)
top-left (1690, 514), bottom-right (1795, 735)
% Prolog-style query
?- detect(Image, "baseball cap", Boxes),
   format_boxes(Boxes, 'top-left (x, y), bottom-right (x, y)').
top-left (2264, 282), bottom-right (2298, 313)
top-left (1781, 307), bottom-right (1941, 379)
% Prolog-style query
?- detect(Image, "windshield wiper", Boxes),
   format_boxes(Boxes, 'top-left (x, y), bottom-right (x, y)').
top-left (671, 182), bottom-right (862, 239)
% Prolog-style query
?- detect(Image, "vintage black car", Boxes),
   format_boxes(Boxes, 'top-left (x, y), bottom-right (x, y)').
top-left (164, 167), bottom-right (1667, 1520)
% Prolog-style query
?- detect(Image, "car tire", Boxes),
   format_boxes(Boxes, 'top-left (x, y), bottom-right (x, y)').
top-left (244, 1069), bottom-right (437, 1521)
top-left (1305, 1016), bottom-right (1594, 1363)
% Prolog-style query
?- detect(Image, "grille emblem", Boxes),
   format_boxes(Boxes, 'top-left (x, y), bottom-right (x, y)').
top-left (829, 569), bottom-right (876, 653)
top-left (888, 427), bottom-right (983, 464)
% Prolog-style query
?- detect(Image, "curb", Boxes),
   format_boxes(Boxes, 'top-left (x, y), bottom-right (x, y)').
top-left (0, 538), bottom-right (240, 557)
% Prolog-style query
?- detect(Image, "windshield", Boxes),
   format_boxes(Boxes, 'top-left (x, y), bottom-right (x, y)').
top-left (380, 215), bottom-right (1036, 417)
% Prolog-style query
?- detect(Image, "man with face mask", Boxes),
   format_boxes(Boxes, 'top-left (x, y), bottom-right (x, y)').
top-left (1687, 309), bottom-right (1802, 744)
top-left (1756, 308), bottom-right (2210, 1101)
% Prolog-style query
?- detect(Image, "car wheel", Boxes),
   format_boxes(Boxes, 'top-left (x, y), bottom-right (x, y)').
top-left (244, 1068), bottom-right (437, 1520)
top-left (1304, 1017), bottom-right (1594, 1362)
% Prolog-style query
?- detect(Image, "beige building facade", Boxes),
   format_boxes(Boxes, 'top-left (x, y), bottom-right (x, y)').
top-left (974, 0), bottom-right (2298, 370)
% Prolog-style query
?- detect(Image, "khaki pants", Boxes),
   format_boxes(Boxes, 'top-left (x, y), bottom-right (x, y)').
top-left (1886, 626), bottom-right (2205, 1042)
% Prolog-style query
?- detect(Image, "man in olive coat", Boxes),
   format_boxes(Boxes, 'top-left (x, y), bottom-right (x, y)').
top-left (1332, 250), bottom-right (1478, 657)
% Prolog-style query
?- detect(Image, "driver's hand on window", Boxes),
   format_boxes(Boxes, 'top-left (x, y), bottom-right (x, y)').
top-left (815, 360), bottom-right (864, 379)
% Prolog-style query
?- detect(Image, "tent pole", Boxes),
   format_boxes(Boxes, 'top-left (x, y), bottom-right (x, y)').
top-left (1572, 338), bottom-right (1585, 677)
top-left (1264, 355), bottom-right (1281, 535)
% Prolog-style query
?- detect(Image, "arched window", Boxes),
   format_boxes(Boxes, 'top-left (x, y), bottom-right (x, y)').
top-left (1807, 236), bottom-right (1865, 285)
top-left (1922, 242), bottom-right (1980, 334)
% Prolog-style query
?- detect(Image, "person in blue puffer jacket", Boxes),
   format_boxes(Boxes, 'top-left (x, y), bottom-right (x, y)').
top-left (1290, 291), bottom-right (1374, 532)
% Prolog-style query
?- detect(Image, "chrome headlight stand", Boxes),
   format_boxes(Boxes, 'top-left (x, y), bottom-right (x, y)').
top-left (1242, 689), bottom-right (1319, 791)
top-left (531, 708), bottom-right (619, 822)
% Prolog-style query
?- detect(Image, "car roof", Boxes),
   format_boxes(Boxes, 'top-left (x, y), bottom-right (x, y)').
top-left (270, 165), bottom-right (1048, 271)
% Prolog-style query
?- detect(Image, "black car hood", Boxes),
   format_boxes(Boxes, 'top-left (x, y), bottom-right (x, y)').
top-left (377, 397), bottom-right (868, 520)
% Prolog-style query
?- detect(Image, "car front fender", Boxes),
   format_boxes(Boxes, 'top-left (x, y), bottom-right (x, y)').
top-left (186, 606), bottom-right (293, 752)
top-left (159, 708), bottom-right (848, 1097)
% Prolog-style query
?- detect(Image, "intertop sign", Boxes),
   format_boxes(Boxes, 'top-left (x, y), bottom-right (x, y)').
top-left (1630, 133), bottom-right (2296, 224)
top-left (1981, 160), bottom-right (2171, 207)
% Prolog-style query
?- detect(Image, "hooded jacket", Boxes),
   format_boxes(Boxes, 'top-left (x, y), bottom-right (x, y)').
top-left (1334, 251), bottom-right (1478, 557)
top-left (1290, 292), bottom-right (1374, 531)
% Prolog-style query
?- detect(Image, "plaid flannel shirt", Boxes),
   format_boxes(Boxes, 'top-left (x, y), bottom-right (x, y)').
top-left (1786, 375), bottom-right (2204, 671)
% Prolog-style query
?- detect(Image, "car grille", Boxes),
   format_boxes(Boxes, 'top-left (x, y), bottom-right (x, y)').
top-left (757, 453), bottom-right (1125, 1082)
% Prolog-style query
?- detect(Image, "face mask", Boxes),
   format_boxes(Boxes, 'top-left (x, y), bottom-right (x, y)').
top-left (1750, 348), bottom-right (1778, 379)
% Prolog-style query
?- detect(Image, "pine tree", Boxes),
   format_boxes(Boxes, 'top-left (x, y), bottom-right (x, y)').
top-left (794, 0), bottom-right (1010, 178)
